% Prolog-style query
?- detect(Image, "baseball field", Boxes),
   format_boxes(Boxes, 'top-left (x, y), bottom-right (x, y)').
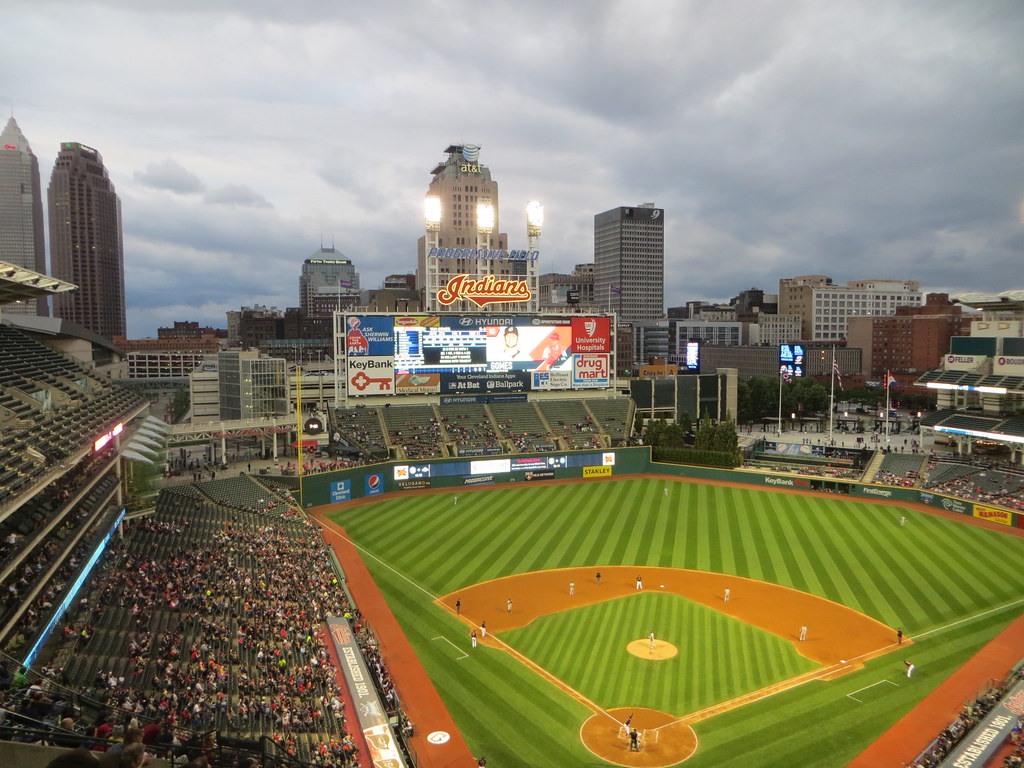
top-left (325, 477), bottom-right (1024, 767)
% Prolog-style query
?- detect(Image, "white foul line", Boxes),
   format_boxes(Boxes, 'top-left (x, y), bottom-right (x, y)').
top-left (433, 635), bottom-right (469, 660)
top-left (912, 596), bottom-right (1024, 641)
top-left (322, 521), bottom-right (439, 602)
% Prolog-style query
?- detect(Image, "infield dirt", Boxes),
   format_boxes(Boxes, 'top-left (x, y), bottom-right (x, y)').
top-left (443, 565), bottom-right (901, 765)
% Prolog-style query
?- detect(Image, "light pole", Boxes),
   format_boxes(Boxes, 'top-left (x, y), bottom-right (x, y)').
top-left (526, 201), bottom-right (543, 313)
top-left (424, 196), bottom-right (441, 311)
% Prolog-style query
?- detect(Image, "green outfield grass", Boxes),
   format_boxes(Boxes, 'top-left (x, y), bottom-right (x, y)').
top-left (329, 478), bottom-right (1024, 767)
top-left (504, 592), bottom-right (818, 712)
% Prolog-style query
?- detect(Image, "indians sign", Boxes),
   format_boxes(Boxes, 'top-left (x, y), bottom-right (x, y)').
top-left (436, 274), bottom-right (532, 307)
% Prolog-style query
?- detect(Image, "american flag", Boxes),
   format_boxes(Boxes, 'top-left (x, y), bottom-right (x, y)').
top-left (833, 359), bottom-right (843, 389)
top-left (610, 284), bottom-right (621, 295)
top-left (886, 372), bottom-right (898, 388)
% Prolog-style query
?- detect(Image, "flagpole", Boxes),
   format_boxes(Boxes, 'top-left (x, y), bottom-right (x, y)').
top-left (885, 371), bottom-right (891, 447)
top-left (828, 345), bottom-right (836, 444)
top-left (777, 365), bottom-right (784, 437)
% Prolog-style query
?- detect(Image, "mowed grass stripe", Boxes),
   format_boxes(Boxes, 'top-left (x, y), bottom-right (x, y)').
top-left (820, 501), bottom-right (919, 620)
top-left (504, 592), bottom-right (816, 714)
top-left (333, 478), bottom-right (1024, 768)
top-left (765, 494), bottom-right (829, 595)
top-left (845, 503), bottom-right (953, 623)
top-left (751, 492), bottom-right (808, 588)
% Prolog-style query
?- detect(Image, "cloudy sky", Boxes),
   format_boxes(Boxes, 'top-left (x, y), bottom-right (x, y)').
top-left (4, 0), bottom-right (1023, 337)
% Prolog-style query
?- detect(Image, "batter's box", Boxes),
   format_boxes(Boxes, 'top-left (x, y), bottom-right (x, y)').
top-left (846, 679), bottom-right (899, 703)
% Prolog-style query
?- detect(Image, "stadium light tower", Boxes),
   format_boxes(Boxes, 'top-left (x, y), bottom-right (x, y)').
top-left (476, 201), bottom-right (495, 250)
top-left (526, 200), bottom-right (543, 251)
top-left (424, 196), bottom-right (441, 238)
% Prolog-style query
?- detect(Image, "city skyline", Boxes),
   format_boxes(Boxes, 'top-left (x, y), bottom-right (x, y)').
top-left (2, 1), bottom-right (1022, 337)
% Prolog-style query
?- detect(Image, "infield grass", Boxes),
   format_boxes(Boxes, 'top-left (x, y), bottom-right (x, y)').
top-left (504, 591), bottom-right (818, 713)
top-left (329, 478), bottom-right (1024, 767)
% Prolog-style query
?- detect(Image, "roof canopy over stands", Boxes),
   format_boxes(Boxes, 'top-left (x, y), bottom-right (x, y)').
top-left (0, 260), bottom-right (76, 306)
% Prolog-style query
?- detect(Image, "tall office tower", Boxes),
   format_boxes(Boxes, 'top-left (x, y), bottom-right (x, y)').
top-left (594, 203), bottom-right (665, 323)
top-left (0, 117), bottom-right (48, 316)
top-left (48, 142), bottom-right (126, 340)
top-left (300, 247), bottom-right (359, 316)
top-left (417, 143), bottom-right (540, 312)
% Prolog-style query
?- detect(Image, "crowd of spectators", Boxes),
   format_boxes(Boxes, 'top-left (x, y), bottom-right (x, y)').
top-left (333, 411), bottom-right (387, 458)
top-left (909, 664), bottom-right (1024, 768)
top-left (924, 461), bottom-right (1024, 511)
top-left (28, 488), bottom-right (365, 767)
top-left (441, 413), bottom-right (502, 454)
top-left (741, 459), bottom-right (863, 480)
top-left (872, 470), bottom-right (919, 487)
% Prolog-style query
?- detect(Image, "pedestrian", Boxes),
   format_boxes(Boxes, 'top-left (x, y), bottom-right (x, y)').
top-left (904, 660), bottom-right (915, 678)
top-left (899, 515), bottom-right (907, 527)
top-left (799, 625), bottom-right (808, 642)
top-left (480, 621), bottom-right (486, 638)
top-left (454, 496), bottom-right (458, 505)
top-left (569, 581), bottom-right (575, 596)
top-left (624, 713), bottom-right (634, 729)
top-left (596, 571), bottom-right (602, 584)
top-left (636, 575), bottom-right (643, 591)
top-left (897, 628), bottom-right (903, 646)
top-left (663, 487), bottom-right (668, 496)
top-left (506, 598), bottom-right (512, 614)
top-left (455, 599), bottom-right (461, 615)
top-left (470, 630), bottom-right (477, 649)
top-left (629, 728), bottom-right (640, 752)
top-left (649, 631), bottom-right (656, 651)
top-left (724, 587), bottom-right (731, 603)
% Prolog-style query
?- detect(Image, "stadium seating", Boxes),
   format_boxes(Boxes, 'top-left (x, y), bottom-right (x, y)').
top-left (34, 486), bottom-right (361, 766)
top-left (873, 453), bottom-right (927, 487)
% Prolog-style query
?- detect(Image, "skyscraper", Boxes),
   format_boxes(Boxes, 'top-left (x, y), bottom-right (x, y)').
top-left (300, 247), bottom-right (359, 316)
top-left (417, 144), bottom-right (540, 312)
top-left (48, 142), bottom-right (126, 340)
top-left (0, 117), bottom-right (48, 316)
top-left (594, 203), bottom-right (665, 323)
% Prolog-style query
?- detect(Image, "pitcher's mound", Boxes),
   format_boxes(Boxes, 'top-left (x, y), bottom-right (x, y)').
top-left (581, 707), bottom-right (697, 767)
top-left (627, 639), bottom-right (678, 660)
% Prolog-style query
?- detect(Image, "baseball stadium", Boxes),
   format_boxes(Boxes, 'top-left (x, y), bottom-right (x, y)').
top-left (0, 277), bottom-right (1023, 768)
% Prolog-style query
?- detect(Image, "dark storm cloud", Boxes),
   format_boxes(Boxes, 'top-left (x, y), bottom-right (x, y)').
top-left (3, 0), bottom-right (1022, 334)
top-left (134, 159), bottom-right (205, 194)
top-left (203, 185), bottom-right (272, 209)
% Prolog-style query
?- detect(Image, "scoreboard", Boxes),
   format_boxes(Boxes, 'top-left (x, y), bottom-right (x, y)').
top-left (338, 313), bottom-right (615, 398)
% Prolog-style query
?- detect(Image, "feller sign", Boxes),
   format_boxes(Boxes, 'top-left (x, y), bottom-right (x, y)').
top-left (437, 274), bottom-right (532, 307)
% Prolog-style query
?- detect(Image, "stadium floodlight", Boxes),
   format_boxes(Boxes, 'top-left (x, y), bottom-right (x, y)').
top-left (477, 202), bottom-right (495, 234)
top-left (527, 200), bottom-right (544, 237)
top-left (424, 196), bottom-right (442, 232)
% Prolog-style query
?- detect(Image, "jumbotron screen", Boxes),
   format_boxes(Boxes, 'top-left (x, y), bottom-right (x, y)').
top-left (341, 313), bottom-right (614, 397)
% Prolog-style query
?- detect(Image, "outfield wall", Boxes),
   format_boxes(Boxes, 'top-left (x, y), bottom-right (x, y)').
top-left (298, 447), bottom-right (1022, 528)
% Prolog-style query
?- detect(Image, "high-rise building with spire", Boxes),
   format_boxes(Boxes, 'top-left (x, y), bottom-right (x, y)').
top-left (300, 246), bottom-right (359, 316)
top-left (416, 144), bottom-right (540, 312)
top-left (0, 117), bottom-right (48, 316)
top-left (48, 141), bottom-right (126, 341)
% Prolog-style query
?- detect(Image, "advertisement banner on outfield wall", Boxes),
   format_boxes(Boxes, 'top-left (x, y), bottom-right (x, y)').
top-left (973, 504), bottom-right (1013, 526)
top-left (938, 495), bottom-right (972, 515)
top-left (330, 481), bottom-right (351, 503)
top-left (364, 473), bottom-right (384, 496)
top-left (583, 466), bottom-right (612, 478)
